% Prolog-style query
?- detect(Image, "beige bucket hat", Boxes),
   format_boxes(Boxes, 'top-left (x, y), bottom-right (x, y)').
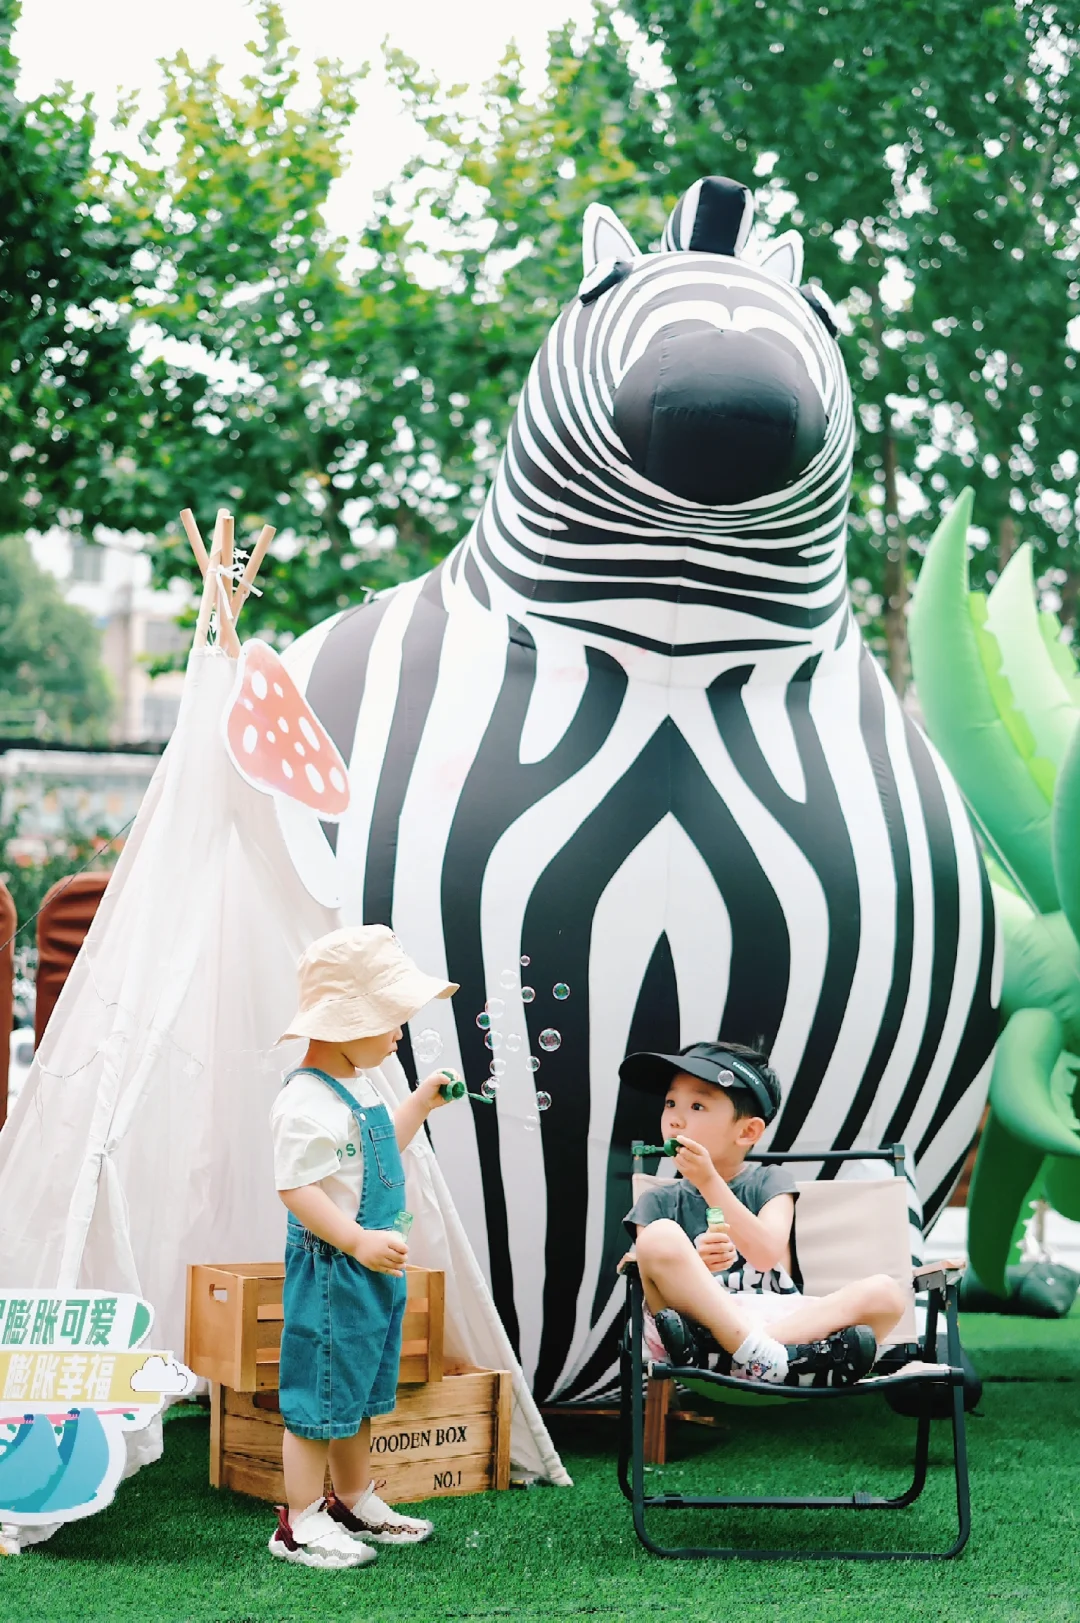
top-left (279, 925), bottom-right (458, 1043)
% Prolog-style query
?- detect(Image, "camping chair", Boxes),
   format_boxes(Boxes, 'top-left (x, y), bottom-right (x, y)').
top-left (618, 1144), bottom-right (970, 1560)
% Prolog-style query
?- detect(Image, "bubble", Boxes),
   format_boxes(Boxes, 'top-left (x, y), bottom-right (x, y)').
top-left (475, 1012), bottom-right (491, 1031)
top-left (489, 1057), bottom-right (507, 1076)
top-left (521, 986), bottom-right (535, 1004)
top-left (536, 1091), bottom-right (552, 1112)
top-left (484, 1030), bottom-right (502, 1051)
top-left (412, 1028), bottom-right (443, 1066)
top-left (520, 954), bottom-right (531, 966)
top-left (523, 1114), bottom-right (540, 1133)
top-left (538, 1029), bottom-right (562, 1053)
top-left (553, 982), bottom-right (570, 1001)
top-left (527, 1056), bottom-right (540, 1073)
top-left (499, 969), bottom-right (519, 992)
top-left (505, 1033), bottom-right (523, 1053)
top-left (480, 1078), bottom-right (499, 1100)
top-left (485, 997), bottom-right (505, 1020)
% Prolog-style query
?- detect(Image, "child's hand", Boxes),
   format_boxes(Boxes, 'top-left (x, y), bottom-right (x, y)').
top-left (352, 1229), bottom-right (408, 1276)
top-left (416, 1071), bottom-right (455, 1111)
top-left (696, 1229), bottom-right (738, 1273)
top-left (671, 1135), bottom-right (719, 1195)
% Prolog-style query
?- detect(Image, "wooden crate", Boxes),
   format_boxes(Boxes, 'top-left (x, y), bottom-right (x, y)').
top-left (210, 1367), bottom-right (512, 1505)
top-left (186, 1262), bottom-right (444, 1392)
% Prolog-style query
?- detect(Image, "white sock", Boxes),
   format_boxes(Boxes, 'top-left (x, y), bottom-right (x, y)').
top-left (731, 1330), bottom-right (789, 1384)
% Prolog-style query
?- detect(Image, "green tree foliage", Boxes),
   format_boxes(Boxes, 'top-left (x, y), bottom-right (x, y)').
top-left (0, 535), bottom-right (113, 739)
top-left (0, 2), bottom-right (138, 538)
top-left (97, 2), bottom-right (504, 636)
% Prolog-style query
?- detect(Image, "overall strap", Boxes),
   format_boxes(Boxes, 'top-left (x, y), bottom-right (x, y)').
top-left (283, 1066), bottom-right (382, 1130)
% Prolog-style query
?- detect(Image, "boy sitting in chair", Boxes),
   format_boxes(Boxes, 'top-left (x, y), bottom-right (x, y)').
top-left (621, 1042), bottom-right (909, 1387)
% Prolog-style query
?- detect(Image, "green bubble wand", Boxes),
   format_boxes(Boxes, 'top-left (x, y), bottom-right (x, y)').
top-left (438, 1068), bottom-right (495, 1105)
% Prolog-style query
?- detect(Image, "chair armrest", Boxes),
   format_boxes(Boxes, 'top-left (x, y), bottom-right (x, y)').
top-left (912, 1260), bottom-right (965, 1294)
top-left (618, 1254), bottom-right (640, 1281)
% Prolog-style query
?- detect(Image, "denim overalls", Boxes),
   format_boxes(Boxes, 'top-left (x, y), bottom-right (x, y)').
top-left (278, 1069), bottom-right (408, 1440)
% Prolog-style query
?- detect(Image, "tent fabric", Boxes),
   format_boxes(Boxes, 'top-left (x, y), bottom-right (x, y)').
top-left (0, 646), bottom-right (568, 1539)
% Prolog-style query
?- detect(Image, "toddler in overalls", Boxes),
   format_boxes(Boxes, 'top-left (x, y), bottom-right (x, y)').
top-left (268, 924), bottom-right (459, 1570)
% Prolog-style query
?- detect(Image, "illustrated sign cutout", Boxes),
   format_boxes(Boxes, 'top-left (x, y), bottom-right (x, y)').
top-left (0, 1290), bottom-right (195, 1530)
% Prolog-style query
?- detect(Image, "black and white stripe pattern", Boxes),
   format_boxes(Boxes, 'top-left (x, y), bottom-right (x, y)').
top-left (286, 179), bottom-right (998, 1401)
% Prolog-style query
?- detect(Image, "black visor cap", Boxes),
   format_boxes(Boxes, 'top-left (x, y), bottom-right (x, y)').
top-left (619, 1041), bottom-right (779, 1123)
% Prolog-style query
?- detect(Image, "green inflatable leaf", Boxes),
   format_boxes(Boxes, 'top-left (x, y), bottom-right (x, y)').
top-left (989, 1008), bottom-right (1080, 1158)
top-left (1051, 722), bottom-right (1080, 950)
top-left (909, 490), bottom-right (1057, 912)
top-left (1043, 1153), bottom-right (1080, 1222)
top-left (1039, 611), bottom-right (1080, 705)
top-left (968, 1106), bottom-right (1044, 1298)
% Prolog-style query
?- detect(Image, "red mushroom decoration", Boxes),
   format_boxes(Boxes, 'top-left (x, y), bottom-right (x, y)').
top-left (223, 640), bottom-right (350, 820)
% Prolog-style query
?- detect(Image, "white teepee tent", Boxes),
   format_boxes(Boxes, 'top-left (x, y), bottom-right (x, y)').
top-left (0, 510), bottom-right (569, 1536)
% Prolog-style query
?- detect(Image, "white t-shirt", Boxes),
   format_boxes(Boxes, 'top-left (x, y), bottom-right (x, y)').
top-left (269, 1068), bottom-right (387, 1217)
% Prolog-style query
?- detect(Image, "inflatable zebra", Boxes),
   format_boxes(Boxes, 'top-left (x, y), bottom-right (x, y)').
top-left (285, 177), bottom-right (999, 1401)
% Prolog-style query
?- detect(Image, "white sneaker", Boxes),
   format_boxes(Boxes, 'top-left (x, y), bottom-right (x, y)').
top-left (326, 1487), bottom-right (435, 1546)
top-left (268, 1501), bottom-right (378, 1568)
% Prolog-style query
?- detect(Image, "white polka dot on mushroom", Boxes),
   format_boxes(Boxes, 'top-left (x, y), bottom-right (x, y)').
top-left (305, 764), bottom-right (325, 794)
top-left (273, 683), bottom-right (284, 697)
top-left (282, 759), bottom-right (294, 779)
top-left (266, 731), bottom-right (276, 743)
top-left (294, 741), bottom-right (305, 756)
top-left (242, 725), bottom-right (258, 754)
top-left (299, 716), bottom-right (320, 750)
top-left (241, 697), bottom-right (254, 711)
top-left (251, 671), bottom-right (268, 700)
top-left (329, 767), bottom-right (345, 792)
top-left (278, 717), bottom-right (289, 733)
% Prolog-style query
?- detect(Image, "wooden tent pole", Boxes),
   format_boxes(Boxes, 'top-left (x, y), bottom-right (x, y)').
top-left (179, 509), bottom-right (209, 574)
top-left (232, 523), bottom-right (276, 628)
top-left (192, 543), bottom-right (223, 651)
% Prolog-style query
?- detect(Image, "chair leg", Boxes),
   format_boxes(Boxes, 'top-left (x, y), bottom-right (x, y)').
top-left (644, 1376), bottom-right (671, 1465)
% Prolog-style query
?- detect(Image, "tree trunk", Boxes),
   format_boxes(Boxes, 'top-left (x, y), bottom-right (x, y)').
top-left (999, 514), bottom-right (1017, 572)
top-left (881, 429), bottom-right (909, 697)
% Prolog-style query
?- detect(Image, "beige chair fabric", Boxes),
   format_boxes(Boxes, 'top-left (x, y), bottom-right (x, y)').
top-left (793, 1178), bottom-right (916, 1343)
top-left (629, 1170), bottom-right (917, 1345)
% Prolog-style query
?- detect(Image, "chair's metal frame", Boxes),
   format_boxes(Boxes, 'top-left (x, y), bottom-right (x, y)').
top-left (618, 1145), bottom-right (971, 1560)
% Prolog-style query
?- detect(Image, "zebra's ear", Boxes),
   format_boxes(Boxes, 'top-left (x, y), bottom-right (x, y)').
top-left (582, 203), bottom-right (640, 276)
top-left (757, 229), bottom-right (805, 287)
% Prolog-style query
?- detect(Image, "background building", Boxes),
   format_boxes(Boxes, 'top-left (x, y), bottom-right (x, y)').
top-left (30, 530), bottom-right (191, 746)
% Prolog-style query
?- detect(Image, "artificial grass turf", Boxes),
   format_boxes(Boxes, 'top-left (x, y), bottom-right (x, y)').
top-left (2, 1310), bottom-right (1078, 1623)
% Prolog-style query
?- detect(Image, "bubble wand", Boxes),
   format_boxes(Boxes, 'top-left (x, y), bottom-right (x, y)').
top-left (438, 1068), bottom-right (495, 1105)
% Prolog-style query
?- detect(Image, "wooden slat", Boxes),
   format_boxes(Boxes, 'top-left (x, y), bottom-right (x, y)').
top-left (209, 1382), bottom-right (223, 1489)
top-left (391, 1371), bottom-right (498, 1422)
top-left (221, 1452), bottom-right (495, 1507)
top-left (427, 1270), bottom-right (445, 1384)
top-left (222, 1412), bottom-right (495, 1470)
top-left (256, 1321), bottom-right (283, 1354)
top-left (494, 1370), bottom-right (512, 1491)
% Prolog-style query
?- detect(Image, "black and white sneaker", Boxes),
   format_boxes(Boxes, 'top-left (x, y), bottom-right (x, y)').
top-left (783, 1325), bottom-right (877, 1388)
top-left (652, 1309), bottom-right (716, 1367)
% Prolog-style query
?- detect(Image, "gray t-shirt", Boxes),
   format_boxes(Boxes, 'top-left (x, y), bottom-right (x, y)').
top-left (624, 1162), bottom-right (800, 1295)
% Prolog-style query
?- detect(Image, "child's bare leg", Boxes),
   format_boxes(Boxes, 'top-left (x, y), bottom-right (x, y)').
top-left (328, 1420), bottom-right (372, 1508)
top-left (635, 1220), bottom-right (756, 1355)
top-left (282, 1430), bottom-right (329, 1518)
top-left (769, 1274), bottom-right (908, 1346)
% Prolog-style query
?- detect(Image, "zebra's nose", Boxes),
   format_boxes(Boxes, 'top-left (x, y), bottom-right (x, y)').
top-left (613, 327), bottom-right (828, 506)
